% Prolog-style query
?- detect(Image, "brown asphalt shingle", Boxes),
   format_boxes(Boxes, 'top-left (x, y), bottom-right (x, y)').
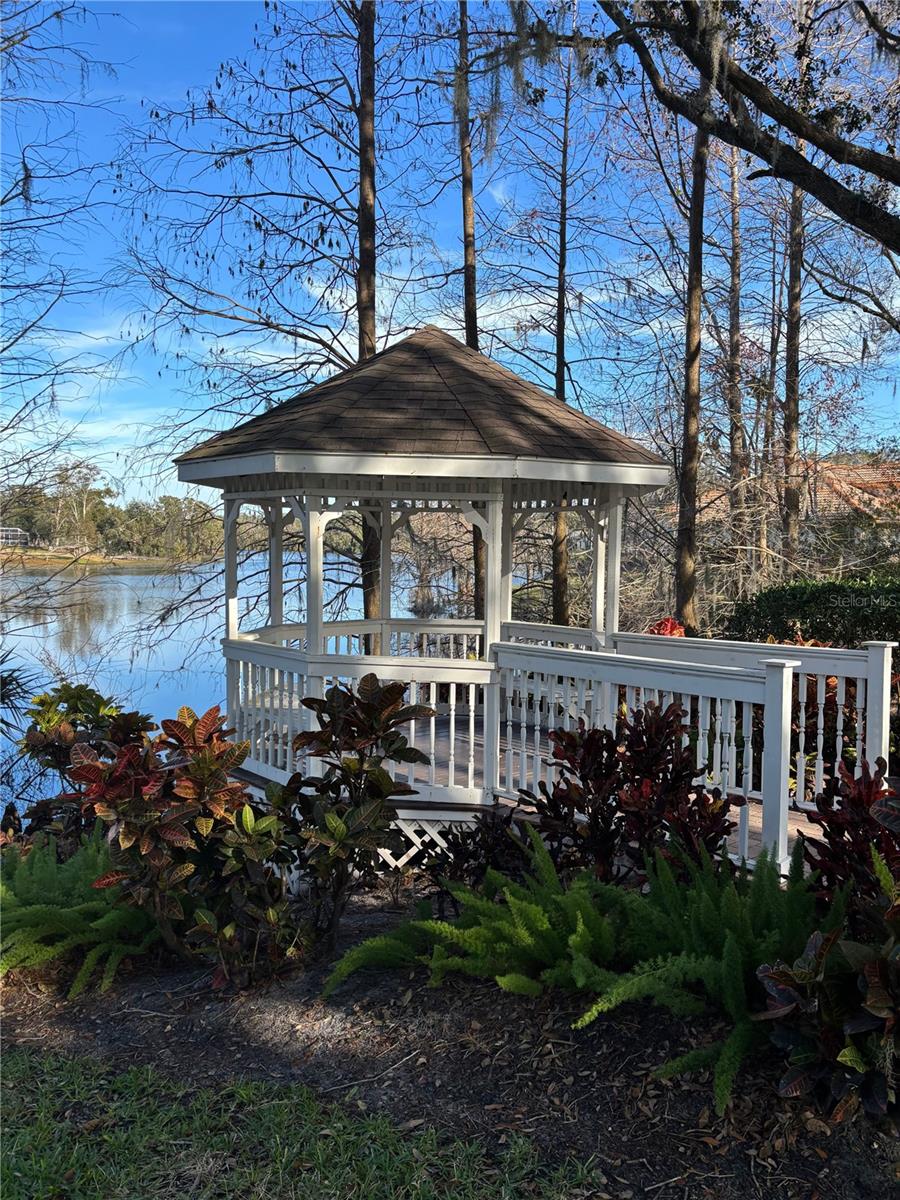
top-left (176, 326), bottom-right (665, 467)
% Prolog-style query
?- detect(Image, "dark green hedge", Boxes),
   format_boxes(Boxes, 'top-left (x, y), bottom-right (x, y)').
top-left (725, 575), bottom-right (900, 656)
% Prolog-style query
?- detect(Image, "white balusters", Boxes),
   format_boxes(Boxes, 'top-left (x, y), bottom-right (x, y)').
top-left (854, 675), bottom-right (866, 774)
top-left (467, 682), bottom-right (476, 789)
top-left (448, 681), bottom-right (457, 788)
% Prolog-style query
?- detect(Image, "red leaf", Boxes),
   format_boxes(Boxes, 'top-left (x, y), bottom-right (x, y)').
top-left (91, 871), bottom-right (129, 889)
top-left (161, 719), bottom-right (191, 744)
top-left (69, 742), bottom-right (99, 767)
top-left (194, 707), bottom-right (223, 743)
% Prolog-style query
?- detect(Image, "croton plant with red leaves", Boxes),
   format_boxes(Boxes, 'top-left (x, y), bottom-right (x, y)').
top-left (802, 758), bottom-right (900, 919)
top-left (69, 706), bottom-right (304, 984)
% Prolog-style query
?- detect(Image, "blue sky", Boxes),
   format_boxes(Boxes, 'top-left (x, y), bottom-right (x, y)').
top-left (18, 2), bottom-right (274, 496)
top-left (9, 1), bottom-right (899, 504)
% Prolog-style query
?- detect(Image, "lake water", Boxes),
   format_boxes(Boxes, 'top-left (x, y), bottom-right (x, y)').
top-left (4, 565), bottom-right (227, 725)
top-left (0, 551), bottom-right (449, 732)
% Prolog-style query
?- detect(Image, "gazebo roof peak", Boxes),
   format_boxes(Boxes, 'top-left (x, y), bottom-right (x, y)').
top-left (176, 325), bottom-right (665, 472)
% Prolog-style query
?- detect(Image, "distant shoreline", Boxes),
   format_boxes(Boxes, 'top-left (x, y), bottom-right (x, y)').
top-left (0, 547), bottom-right (175, 570)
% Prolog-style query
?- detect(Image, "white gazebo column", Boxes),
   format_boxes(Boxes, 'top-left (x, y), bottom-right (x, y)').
top-left (499, 483), bottom-right (513, 633)
top-left (484, 493), bottom-right (503, 649)
top-left (482, 492), bottom-right (504, 799)
top-left (223, 497), bottom-right (241, 729)
top-left (266, 503), bottom-right (284, 628)
top-left (605, 487), bottom-right (624, 637)
top-left (379, 498), bottom-right (392, 652)
top-left (223, 497), bottom-right (241, 639)
top-left (590, 506), bottom-right (607, 647)
top-left (303, 502), bottom-right (325, 660)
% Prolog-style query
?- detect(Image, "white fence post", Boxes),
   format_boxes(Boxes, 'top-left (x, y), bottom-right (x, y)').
top-left (226, 656), bottom-right (239, 732)
top-left (760, 658), bottom-right (800, 871)
top-left (862, 641), bottom-right (896, 767)
top-left (482, 667), bottom-right (501, 803)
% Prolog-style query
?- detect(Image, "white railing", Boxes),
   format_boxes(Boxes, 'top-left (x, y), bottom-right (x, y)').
top-left (611, 633), bottom-right (895, 797)
top-left (238, 618), bottom-right (485, 659)
top-left (223, 619), bottom-right (894, 866)
top-left (494, 641), bottom-right (797, 865)
top-left (224, 638), bottom-right (494, 812)
top-left (501, 620), bottom-right (602, 650)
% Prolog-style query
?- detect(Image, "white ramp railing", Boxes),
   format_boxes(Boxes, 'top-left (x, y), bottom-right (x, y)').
top-left (223, 620), bottom-right (894, 869)
top-left (611, 633), bottom-right (895, 797)
top-left (494, 641), bottom-right (799, 866)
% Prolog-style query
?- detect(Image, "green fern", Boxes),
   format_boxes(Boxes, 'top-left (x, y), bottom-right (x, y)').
top-left (325, 825), bottom-right (616, 998)
top-left (1, 832), bottom-right (159, 998)
top-left (326, 834), bottom-right (834, 1116)
top-left (1, 827), bottom-right (112, 909)
top-left (575, 842), bottom-right (841, 1113)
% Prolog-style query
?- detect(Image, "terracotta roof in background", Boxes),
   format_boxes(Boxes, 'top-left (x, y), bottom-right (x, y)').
top-left (690, 461), bottom-right (900, 525)
top-left (810, 462), bottom-right (900, 521)
top-left (176, 326), bottom-right (666, 468)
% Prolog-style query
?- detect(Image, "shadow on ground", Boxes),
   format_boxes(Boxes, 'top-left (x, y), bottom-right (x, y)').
top-left (2, 886), bottom-right (897, 1200)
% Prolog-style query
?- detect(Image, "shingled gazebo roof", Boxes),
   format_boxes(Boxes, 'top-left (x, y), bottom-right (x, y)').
top-left (177, 327), bottom-right (666, 485)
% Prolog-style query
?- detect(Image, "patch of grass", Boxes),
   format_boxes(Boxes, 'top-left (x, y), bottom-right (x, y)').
top-left (2, 1050), bottom-right (599, 1200)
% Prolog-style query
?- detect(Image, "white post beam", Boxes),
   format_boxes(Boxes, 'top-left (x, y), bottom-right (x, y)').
top-left (223, 498), bottom-right (240, 640)
top-left (380, 497), bottom-right (392, 622)
top-left (862, 641), bottom-right (897, 767)
top-left (482, 492), bottom-right (504, 801)
top-left (266, 503), bottom-right (284, 628)
top-left (590, 506), bottom-right (607, 646)
top-left (605, 489), bottom-right (624, 637)
top-left (484, 493), bottom-right (503, 651)
top-left (304, 503), bottom-right (325, 656)
top-left (500, 482), bottom-right (513, 632)
top-left (760, 658), bottom-right (800, 872)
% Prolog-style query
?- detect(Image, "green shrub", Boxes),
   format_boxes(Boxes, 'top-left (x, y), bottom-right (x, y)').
top-left (1, 831), bottom-right (159, 997)
top-left (754, 848), bottom-right (898, 1122)
top-left (325, 825), bottom-right (618, 998)
top-left (69, 704), bottom-right (306, 987)
top-left (725, 575), bottom-right (900, 659)
top-left (17, 682), bottom-right (154, 851)
top-left (280, 673), bottom-right (435, 950)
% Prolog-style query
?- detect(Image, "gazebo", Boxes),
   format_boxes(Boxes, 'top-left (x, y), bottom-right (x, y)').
top-left (176, 326), bottom-right (893, 867)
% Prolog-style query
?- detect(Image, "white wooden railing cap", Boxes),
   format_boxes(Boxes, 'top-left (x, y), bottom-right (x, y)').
top-left (861, 640), bottom-right (898, 648)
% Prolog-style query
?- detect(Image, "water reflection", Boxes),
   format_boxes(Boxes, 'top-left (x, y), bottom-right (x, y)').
top-left (0, 551), bottom-right (444, 726)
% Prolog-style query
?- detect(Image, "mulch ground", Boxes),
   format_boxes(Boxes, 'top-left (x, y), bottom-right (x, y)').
top-left (3, 886), bottom-right (897, 1200)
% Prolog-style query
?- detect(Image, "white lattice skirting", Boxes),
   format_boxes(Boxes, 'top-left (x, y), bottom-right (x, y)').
top-left (376, 815), bottom-right (477, 871)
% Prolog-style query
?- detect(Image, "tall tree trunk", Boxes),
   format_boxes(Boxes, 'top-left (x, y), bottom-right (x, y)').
top-left (552, 47), bottom-right (573, 627)
top-left (458, 0), bottom-right (478, 355)
top-left (726, 145), bottom-right (748, 597)
top-left (357, 0), bottom-right (376, 363)
top-left (755, 231), bottom-right (783, 585)
top-left (782, 1), bottom-right (811, 576)
top-left (356, 0), bottom-right (380, 625)
top-left (456, 0), bottom-right (485, 619)
top-left (782, 176), bottom-right (804, 573)
top-left (674, 120), bottom-right (709, 636)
